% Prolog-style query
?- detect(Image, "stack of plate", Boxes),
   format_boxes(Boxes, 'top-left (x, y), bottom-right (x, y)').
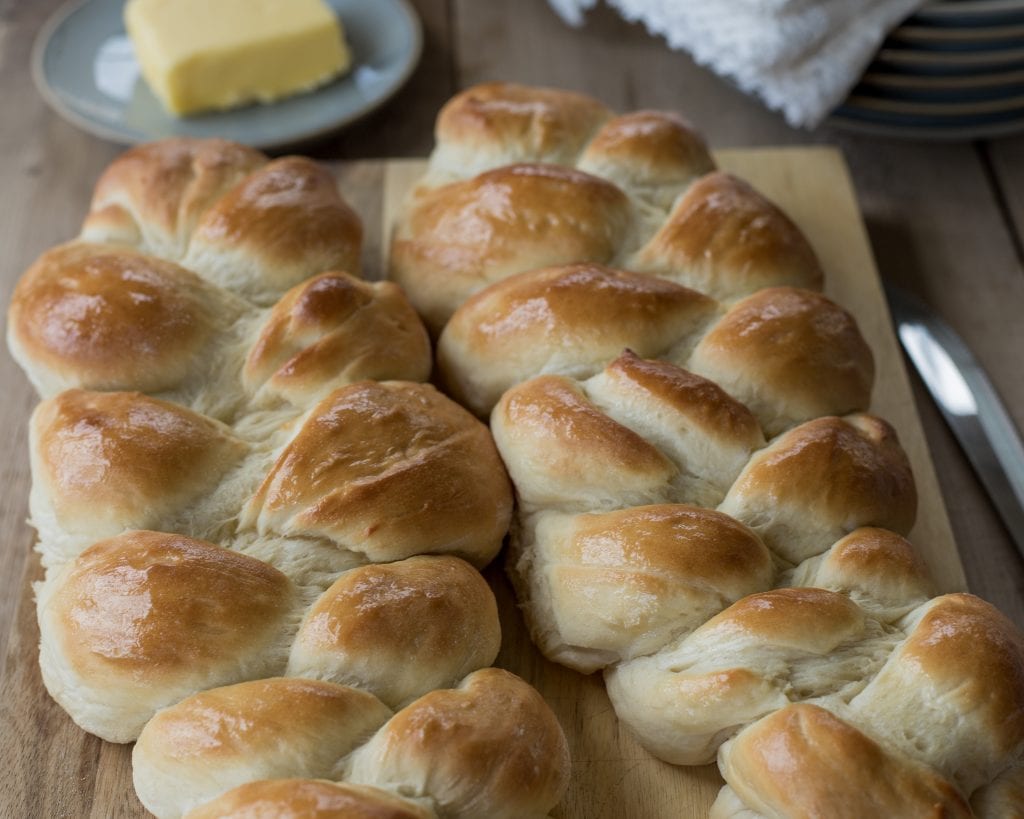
top-left (830, 0), bottom-right (1024, 139)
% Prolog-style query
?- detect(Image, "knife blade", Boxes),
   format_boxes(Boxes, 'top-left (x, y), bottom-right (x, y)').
top-left (884, 282), bottom-right (1024, 561)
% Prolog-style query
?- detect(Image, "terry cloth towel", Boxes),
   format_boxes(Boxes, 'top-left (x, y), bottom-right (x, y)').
top-left (547, 0), bottom-right (927, 128)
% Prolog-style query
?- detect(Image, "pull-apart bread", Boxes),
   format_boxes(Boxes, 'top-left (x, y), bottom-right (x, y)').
top-left (391, 82), bottom-right (1024, 816)
top-left (7, 138), bottom-right (569, 819)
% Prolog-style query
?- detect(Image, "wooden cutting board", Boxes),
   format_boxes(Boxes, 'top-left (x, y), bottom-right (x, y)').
top-left (0, 149), bottom-right (965, 819)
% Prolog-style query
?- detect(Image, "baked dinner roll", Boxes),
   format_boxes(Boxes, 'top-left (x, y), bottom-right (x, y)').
top-left (185, 780), bottom-right (437, 819)
top-left (718, 414), bottom-right (917, 563)
top-left (391, 163), bottom-right (633, 333)
top-left (38, 538), bottom-right (503, 744)
top-left (712, 704), bottom-right (972, 819)
top-left (428, 81), bottom-right (613, 183)
top-left (29, 390), bottom-right (249, 564)
top-left (81, 137), bottom-right (265, 258)
top-left (577, 110), bottom-right (716, 208)
top-left (31, 381), bottom-right (511, 571)
top-left (626, 172), bottom-right (823, 300)
top-left (780, 527), bottom-right (934, 623)
top-left (134, 678), bottom-right (392, 818)
top-left (605, 588), bottom-right (899, 765)
top-left (491, 353), bottom-right (765, 513)
top-left (7, 242), bottom-right (237, 399)
top-left (850, 594), bottom-right (1024, 796)
top-left (242, 380), bottom-right (512, 567)
top-left (713, 595), bottom-right (1024, 816)
top-left (286, 556), bottom-right (501, 709)
top-left (81, 139), bottom-right (362, 304)
top-left (37, 531), bottom-right (295, 742)
top-left (438, 264), bottom-right (720, 417)
top-left (181, 156), bottom-right (362, 304)
top-left (688, 286), bottom-right (874, 436)
top-left (510, 505), bottom-right (773, 673)
top-left (347, 668), bottom-right (571, 819)
top-left (243, 272), bottom-right (431, 409)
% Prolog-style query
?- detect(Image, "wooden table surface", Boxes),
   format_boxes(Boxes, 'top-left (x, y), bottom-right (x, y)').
top-left (1, 0), bottom-right (1022, 756)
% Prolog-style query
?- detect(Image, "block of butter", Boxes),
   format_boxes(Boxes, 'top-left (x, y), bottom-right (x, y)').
top-left (125, 0), bottom-right (351, 117)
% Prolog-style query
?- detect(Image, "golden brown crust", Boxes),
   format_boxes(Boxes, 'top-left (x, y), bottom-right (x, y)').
top-left (854, 594), bottom-right (1024, 794)
top-left (81, 138), bottom-right (267, 254)
top-left (492, 374), bottom-right (676, 510)
top-left (349, 668), bottom-right (570, 819)
top-left (520, 505), bottom-right (774, 670)
top-left (391, 164), bottom-right (632, 332)
top-left (187, 157), bottom-right (362, 296)
top-left (433, 82), bottom-right (612, 172)
top-left (243, 381), bottom-right (512, 567)
top-left (629, 172), bottom-right (824, 299)
top-left (561, 504), bottom-right (769, 581)
top-left (288, 556), bottom-right (501, 708)
top-left (696, 587), bottom-right (865, 652)
top-left (49, 531), bottom-right (290, 678)
top-left (603, 351), bottom-right (763, 449)
top-left (185, 780), bottom-right (436, 819)
top-left (578, 110), bottom-right (716, 205)
top-left (719, 414), bottom-right (917, 563)
top-left (437, 263), bottom-right (718, 415)
top-left (32, 390), bottom-right (247, 540)
top-left (719, 704), bottom-right (973, 818)
top-left (244, 272), bottom-right (431, 405)
top-left (8, 242), bottom-right (218, 395)
top-left (801, 527), bottom-right (934, 619)
top-left (689, 287), bottom-right (874, 435)
top-left (134, 678), bottom-right (393, 817)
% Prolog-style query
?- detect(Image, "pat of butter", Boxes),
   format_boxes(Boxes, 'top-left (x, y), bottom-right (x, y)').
top-left (125, 0), bottom-right (351, 116)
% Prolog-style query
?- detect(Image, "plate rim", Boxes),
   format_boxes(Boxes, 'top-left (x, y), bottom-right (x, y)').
top-left (914, 0), bottom-right (1024, 17)
top-left (827, 111), bottom-right (1024, 140)
top-left (30, 0), bottom-right (424, 150)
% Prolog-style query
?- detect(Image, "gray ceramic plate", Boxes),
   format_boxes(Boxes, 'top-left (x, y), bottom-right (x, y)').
top-left (32, 0), bottom-right (422, 149)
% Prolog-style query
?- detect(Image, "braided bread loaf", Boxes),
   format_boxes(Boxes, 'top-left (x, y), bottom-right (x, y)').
top-left (7, 138), bottom-right (571, 819)
top-left (391, 83), bottom-right (1024, 816)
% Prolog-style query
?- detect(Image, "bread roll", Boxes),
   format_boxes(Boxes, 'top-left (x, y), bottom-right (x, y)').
top-left (713, 704), bottom-right (972, 819)
top-left (29, 390), bottom-right (248, 563)
top-left (81, 139), bottom-right (362, 304)
top-left (719, 414), bottom-right (917, 563)
top-left (348, 668), bottom-right (571, 819)
top-left (134, 678), bottom-right (392, 818)
top-left (605, 588), bottom-right (898, 764)
top-left (242, 380), bottom-right (512, 567)
top-left (38, 531), bottom-right (294, 741)
top-left (286, 556), bottom-right (501, 708)
top-left (511, 505), bottom-right (773, 672)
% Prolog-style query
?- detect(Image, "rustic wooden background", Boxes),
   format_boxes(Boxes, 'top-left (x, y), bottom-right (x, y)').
top-left (0, 0), bottom-right (1022, 799)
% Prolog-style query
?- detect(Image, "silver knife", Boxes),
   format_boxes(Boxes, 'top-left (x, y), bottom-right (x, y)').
top-left (884, 282), bottom-right (1024, 560)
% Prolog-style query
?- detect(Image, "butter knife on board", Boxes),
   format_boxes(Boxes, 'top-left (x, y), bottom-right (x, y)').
top-left (884, 282), bottom-right (1024, 561)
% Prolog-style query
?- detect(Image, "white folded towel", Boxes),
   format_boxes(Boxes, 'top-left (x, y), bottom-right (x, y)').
top-left (547, 0), bottom-right (927, 128)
